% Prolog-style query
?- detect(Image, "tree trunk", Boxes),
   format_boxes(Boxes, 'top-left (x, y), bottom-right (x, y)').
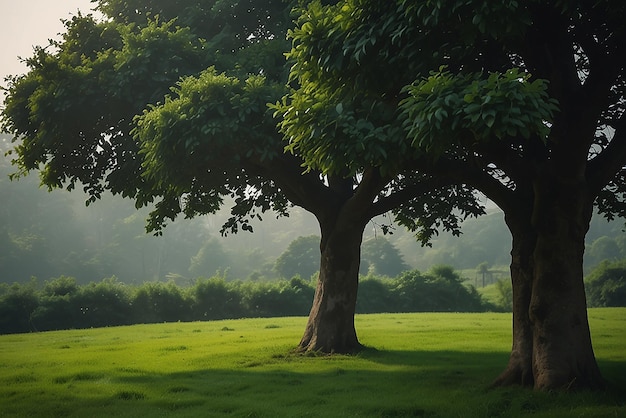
top-left (492, 213), bottom-right (535, 387)
top-left (493, 177), bottom-right (604, 390)
top-left (528, 179), bottom-right (604, 390)
top-left (297, 215), bottom-right (366, 354)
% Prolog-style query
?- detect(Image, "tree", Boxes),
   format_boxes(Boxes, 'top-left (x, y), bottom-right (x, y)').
top-left (585, 260), bottom-right (626, 307)
top-left (360, 237), bottom-right (409, 277)
top-left (587, 236), bottom-right (622, 267)
top-left (278, 0), bottom-right (626, 389)
top-left (188, 238), bottom-right (231, 278)
top-left (274, 235), bottom-right (320, 279)
top-left (1, 0), bottom-right (483, 353)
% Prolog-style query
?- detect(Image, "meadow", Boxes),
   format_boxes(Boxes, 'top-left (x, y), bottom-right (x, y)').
top-left (1, 309), bottom-right (624, 417)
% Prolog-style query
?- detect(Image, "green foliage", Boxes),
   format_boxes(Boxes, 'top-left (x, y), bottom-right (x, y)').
top-left (277, 0), bottom-right (558, 174)
top-left (191, 276), bottom-right (243, 320)
top-left (31, 276), bottom-right (82, 331)
top-left (134, 67), bottom-right (288, 234)
top-left (239, 276), bottom-right (315, 317)
top-left (275, 234), bottom-right (411, 279)
top-left (131, 281), bottom-right (192, 323)
top-left (74, 277), bottom-right (133, 328)
top-left (1, 0), bottom-right (293, 238)
top-left (2, 15), bottom-right (207, 200)
top-left (494, 279), bottom-right (513, 312)
top-left (401, 68), bottom-right (558, 154)
top-left (355, 276), bottom-right (394, 313)
top-left (188, 238), bottom-right (232, 278)
top-left (274, 235), bottom-right (320, 279)
top-left (0, 279), bottom-right (39, 333)
top-left (585, 259), bottom-right (626, 307)
top-left (360, 236), bottom-right (409, 276)
top-left (1, 265), bottom-right (491, 334)
top-left (43, 276), bottom-right (79, 297)
top-left (392, 267), bottom-right (484, 313)
top-left (274, 0), bottom-right (409, 176)
top-left (587, 236), bottom-right (623, 267)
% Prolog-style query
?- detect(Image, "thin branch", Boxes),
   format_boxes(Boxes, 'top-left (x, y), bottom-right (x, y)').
top-left (588, 113), bottom-right (626, 192)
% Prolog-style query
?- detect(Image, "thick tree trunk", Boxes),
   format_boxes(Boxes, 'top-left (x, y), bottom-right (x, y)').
top-left (528, 181), bottom-right (604, 390)
top-left (297, 216), bottom-right (366, 354)
top-left (492, 214), bottom-right (535, 387)
top-left (493, 177), bottom-right (604, 390)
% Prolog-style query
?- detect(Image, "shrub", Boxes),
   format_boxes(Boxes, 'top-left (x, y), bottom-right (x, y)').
top-left (585, 259), bottom-right (626, 307)
top-left (74, 277), bottom-right (132, 328)
top-left (0, 281), bottom-right (39, 334)
top-left (494, 279), bottom-right (512, 312)
top-left (131, 281), bottom-right (192, 323)
top-left (240, 277), bottom-right (314, 317)
top-left (31, 294), bottom-right (79, 331)
top-left (0, 265), bottom-right (491, 334)
top-left (191, 276), bottom-right (243, 320)
top-left (390, 267), bottom-right (484, 312)
top-left (356, 276), bottom-right (394, 313)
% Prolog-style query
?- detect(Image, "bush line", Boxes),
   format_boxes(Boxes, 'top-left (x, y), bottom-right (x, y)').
top-left (0, 266), bottom-right (499, 334)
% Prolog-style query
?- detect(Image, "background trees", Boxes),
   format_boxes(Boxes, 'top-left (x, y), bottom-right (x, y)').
top-left (274, 235), bottom-right (319, 280)
top-left (360, 237), bottom-right (410, 277)
top-left (585, 260), bottom-right (626, 307)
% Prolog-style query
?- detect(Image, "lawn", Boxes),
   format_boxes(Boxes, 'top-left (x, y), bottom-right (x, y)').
top-left (0, 310), bottom-right (624, 417)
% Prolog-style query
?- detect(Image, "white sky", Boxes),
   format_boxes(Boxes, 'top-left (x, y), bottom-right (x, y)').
top-left (0, 0), bottom-right (97, 97)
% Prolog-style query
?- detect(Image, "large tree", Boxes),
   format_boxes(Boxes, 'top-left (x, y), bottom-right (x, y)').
top-left (278, 0), bottom-right (625, 389)
top-left (1, 0), bottom-right (482, 352)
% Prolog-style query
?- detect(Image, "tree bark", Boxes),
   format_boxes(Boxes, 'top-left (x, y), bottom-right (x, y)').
top-left (297, 213), bottom-right (367, 354)
top-left (528, 178), bottom-right (604, 390)
top-left (492, 212), bottom-right (535, 387)
top-left (492, 175), bottom-right (604, 390)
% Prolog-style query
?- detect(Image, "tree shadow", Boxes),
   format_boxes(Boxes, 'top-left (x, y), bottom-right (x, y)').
top-left (120, 350), bottom-right (626, 415)
top-left (4, 348), bottom-right (625, 417)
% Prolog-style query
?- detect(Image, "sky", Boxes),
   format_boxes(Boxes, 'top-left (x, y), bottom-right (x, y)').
top-left (0, 0), bottom-right (97, 98)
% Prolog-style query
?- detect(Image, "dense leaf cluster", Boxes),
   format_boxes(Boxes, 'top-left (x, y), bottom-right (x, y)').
top-left (0, 266), bottom-right (489, 335)
top-left (585, 259), bottom-right (626, 307)
top-left (1, 0), bottom-right (294, 236)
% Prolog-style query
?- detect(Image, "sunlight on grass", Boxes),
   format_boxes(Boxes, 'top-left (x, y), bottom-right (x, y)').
top-left (0, 310), bottom-right (624, 417)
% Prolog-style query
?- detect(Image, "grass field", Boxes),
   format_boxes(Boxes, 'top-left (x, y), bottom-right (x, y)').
top-left (1, 309), bottom-right (624, 417)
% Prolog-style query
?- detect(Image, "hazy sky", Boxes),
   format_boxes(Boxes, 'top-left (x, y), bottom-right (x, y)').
top-left (0, 0), bottom-right (97, 90)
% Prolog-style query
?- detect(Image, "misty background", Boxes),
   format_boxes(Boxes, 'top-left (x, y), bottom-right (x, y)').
top-left (2, 133), bottom-right (625, 287)
top-left (2, 2), bottom-right (626, 289)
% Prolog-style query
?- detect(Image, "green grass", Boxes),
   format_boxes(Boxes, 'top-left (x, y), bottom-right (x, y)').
top-left (1, 310), bottom-right (625, 417)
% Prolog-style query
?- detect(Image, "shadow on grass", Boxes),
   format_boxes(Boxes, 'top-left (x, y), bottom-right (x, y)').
top-left (115, 351), bottom-right (626, 417)
top-left (3, 349), bottom-right (625, 417)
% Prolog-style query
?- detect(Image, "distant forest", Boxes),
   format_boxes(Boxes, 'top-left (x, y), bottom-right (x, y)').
top-left (2, 134), bottom-right (625, 285)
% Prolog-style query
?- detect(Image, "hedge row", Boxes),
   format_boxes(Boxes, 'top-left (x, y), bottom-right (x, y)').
top-left (0, 267), bottom-right (490, 335)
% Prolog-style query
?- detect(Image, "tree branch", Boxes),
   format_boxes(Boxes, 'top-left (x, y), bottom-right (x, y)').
top-left (247, 152), bottom-right (332, 216)
top-left (369, 175), bottom-right (448, 218)
top-left (587, 113), bottom-right (626, 193)
top-left (428, 156), bottom-right (518, 213)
